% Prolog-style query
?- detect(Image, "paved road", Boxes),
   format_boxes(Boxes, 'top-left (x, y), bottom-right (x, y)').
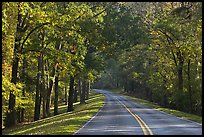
top-left (74, 89), bottom-right (202, 135)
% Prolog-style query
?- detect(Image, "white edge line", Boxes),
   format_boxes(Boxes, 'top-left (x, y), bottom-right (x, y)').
top-left (120, 96), bottom-right (202, 126)
top-left (72, 98), bottom-right (105, 135)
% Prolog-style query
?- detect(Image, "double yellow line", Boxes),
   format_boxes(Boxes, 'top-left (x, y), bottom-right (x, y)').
top-left (116, 98), bottom-right (153, 135)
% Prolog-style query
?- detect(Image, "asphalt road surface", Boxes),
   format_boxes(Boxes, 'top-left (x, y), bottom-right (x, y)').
top-left (74, 89), bottom-right (202, 135)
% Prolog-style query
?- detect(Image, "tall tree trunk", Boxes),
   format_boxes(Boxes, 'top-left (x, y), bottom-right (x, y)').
top-left (85, 80), bottom-right (90, 100)
top-left (6, 37), bottom-right (21, 127)
top-left (34, 29), bottom-right (46, 120)
top-left (124, 77), bottom-right (128, 93)
top-left (17, 109), bottom-right (21, 123)
top-left (177, 51), bottom-right (184, 92)
top-left (187, 59), bottom-right (193, 113)
top-left (73, 86), bottom-right (78, 103)
top-left (54, 71), bottom-right (59, 115)
top-left (116, 76), bottom-right (119, 88)
top-left (176, 51), bottom-right (184, 110)
top-left (6, 10), bottom-right (22, 125)
top-left (21, 89), bottom-right (25, 122)
top-left (20, 56), bottom-right (26, 122)
top-left (178, 65), bottom-right (183, 92)
top-left (81, 80), bottom-right (86, 104)
top-left (43, 59), bottom-right (49, 118)
top-left (34, 55), bottom-right (42, 121)
top-left (64, 85), bottom-right (68, 105)
top-left (46, 40), bottom-right (61, 116)
top-left (78, 79), bottom-right (82, 104)
top-left (39, 82), bottom-right (42, 118)
top-left (67, 76), bottom-right (75, 111)
top-left (40, 35), bottom-right (46, 119)
top-left (42, 58), bottom-right (47, 118)
top-left (46, 67), bottom-right (55, 117)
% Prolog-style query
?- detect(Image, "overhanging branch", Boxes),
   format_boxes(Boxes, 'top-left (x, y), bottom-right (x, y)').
top-left (20, 22), bottom-right (50, 52)
top-left (157, 29), bottom-right (178, 67)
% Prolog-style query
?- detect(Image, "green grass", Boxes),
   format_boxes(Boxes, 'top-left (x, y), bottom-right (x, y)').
top-left (107, 88), bottom-right (202, 124)
top-left (106, 88), bottom-right (122, 94)
top-left (2, 90), bottom-right (105, 135)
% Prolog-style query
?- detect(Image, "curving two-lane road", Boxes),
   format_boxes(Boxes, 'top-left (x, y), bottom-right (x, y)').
top-left (74, 89), bottom-right (202, 135)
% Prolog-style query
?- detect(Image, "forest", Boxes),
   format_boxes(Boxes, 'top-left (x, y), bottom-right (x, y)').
top-left (2, 2), bottom-right (202, 129)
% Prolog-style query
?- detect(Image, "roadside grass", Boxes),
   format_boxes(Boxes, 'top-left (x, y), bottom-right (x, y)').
top-left (2, 90), bottom-right (105, 135)
top-left (107, 88), bottom-right (202, 124)
top-left (106, 88), bottom-right (122, 94)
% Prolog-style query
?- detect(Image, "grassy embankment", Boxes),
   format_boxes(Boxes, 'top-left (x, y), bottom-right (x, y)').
top-left (107, 88), bottom-right (202, 124)
top-left (2, 90), bottom-right (104, 135)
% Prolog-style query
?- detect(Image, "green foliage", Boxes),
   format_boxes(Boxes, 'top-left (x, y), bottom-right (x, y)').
top-left (101, 4), bottom-right (150, 58)
top-left (2, 2), bottom-right (18, 77)
top-left (2, 75), bottom-right (34, 121)
top-left (94, 2), bottom-right (202, 115)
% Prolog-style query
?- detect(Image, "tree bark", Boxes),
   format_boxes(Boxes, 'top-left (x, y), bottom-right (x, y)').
top-left (6, 12), bottom-right (23, 125)
top-left (34, 29), bottom-right (46, 121)
top-left (81, 80), bottom-right (86, 104)
top-left (17, 109), bottom-right (21, 123)
top-left (78, 79), bottom-right (82, 104)
top-left (187, 59), bottom-right (193, 113)
top-left (177, 51), bottom-right (184, 92)
top-left (73, 85), bottom-right (78, 103)
top-left (6, 36), bottom-right (21, 127)
top-left (40, 34), bottom-right (46, 119)
top-left (46, 67), bottom-right (55, 117)
top-left (64, 85), bottom-right (68, 105)
top-left (67, 76), bottom-right (75, 111)
top-left (42, 58), bottom-right (47, 118)
top-left (34, 55), bottom-right (42, 121)
top-left (54, 71), bottom-right (59, 115)
top-left (43, 59), bottom-right (49, 118)
top-left (46, 40), bottom-right (61, 116)
top-left (85, 80), bottom-right (90, 100)
top-left (20, 56), bottom-right (26, 122)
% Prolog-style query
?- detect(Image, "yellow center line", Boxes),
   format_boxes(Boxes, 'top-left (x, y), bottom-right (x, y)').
top-left (135, 114), bottom-right (153, 135)
top-left (115, 97), bottom-right (153, 135)
top-left (126, 106), bottom-right (148, 135)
